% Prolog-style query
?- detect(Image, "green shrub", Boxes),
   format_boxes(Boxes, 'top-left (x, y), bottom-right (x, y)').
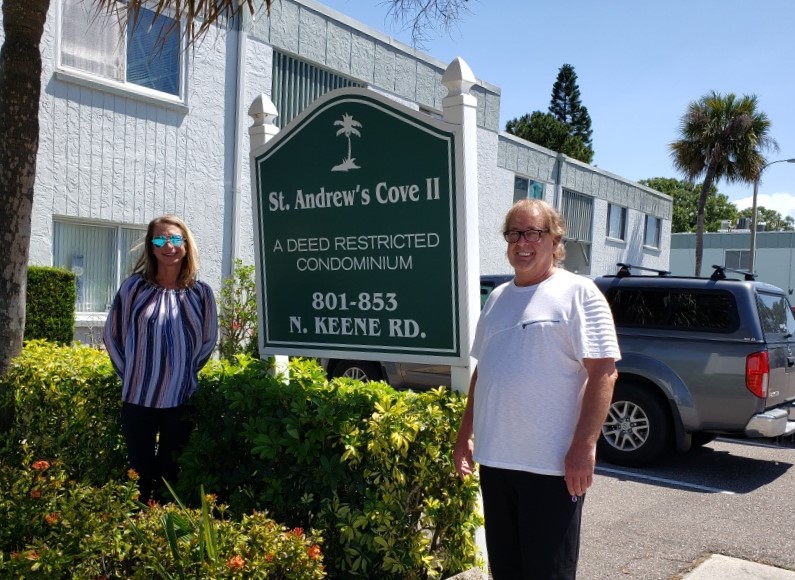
top-left (127, 488), bottom-right (325, 580)
top-left (217, 259), bottom-right (259, 361)
top-left (0, 447), bottom-right (325, 578)
top-left (0, 447), bottom-right (141, 578)
top-left (181, 357), bottom-right (483, 579)
top-left (0, 340), bottom-right (127, 486)
top-left (25, 266), bottom-right (77, 345)
top-left (1, 344), bottom-right (481, 579)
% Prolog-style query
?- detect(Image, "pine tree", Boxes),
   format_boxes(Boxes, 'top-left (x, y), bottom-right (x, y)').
top-left (549, 64), bottom-right (593, 149)
top-left (505, 112), bottom-right (593, 164)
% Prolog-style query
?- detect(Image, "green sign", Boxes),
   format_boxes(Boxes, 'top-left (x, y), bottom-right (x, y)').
top-left (252, 89), bottom-right (461, 360)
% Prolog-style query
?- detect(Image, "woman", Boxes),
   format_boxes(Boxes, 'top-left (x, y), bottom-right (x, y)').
top-left (103, 215), bottom-right (218, 502)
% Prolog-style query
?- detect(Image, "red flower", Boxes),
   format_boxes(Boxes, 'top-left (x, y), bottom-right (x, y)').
top-left (226, 555), bottom-right (245, 570)
top-left (289, 527), bottom-right (304, 537)
top-left (44, 512), bottom-right (60, 525)
top-left (29, 489), bottom-right (41, 499)
top-left (31, 460), bottom-right (50, 471)
top-left (265, 553), bottom-right (274, 562)
top-left (308, 544), bottom-right (322, 560)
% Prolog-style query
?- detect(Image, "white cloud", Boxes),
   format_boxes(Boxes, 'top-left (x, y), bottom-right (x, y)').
top-left (730, 191), bottom-right (795, 220)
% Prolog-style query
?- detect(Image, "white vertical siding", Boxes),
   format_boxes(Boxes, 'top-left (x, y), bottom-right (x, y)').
top-left (30, 5), bottom-right (234, 290)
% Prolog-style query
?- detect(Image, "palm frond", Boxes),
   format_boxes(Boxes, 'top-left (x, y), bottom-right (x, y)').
top-left (384, 0), bottom-right (470, 48)
top-left (91, 0), bottom-right (272, 44)
top-left (670, 90), bottom-right (778, 185)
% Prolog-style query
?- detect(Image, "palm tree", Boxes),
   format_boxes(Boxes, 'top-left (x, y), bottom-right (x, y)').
top-left (0, 0), bottom-right (469, 419)
top-left (670, 91), bottom-right (777, 277)
top-left (332, 113), bottom-right (362, 171)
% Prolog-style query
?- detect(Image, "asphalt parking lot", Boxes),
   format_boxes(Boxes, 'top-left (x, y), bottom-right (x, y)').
top-left (579, 437), bottom-right (795, 579)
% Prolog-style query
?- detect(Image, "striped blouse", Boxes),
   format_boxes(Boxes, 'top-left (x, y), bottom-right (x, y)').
top-left (103, 274), bottom-right (218, 408)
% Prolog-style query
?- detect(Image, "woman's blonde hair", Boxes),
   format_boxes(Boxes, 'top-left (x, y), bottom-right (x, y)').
top-left (502, 199), bottom-right (567, 266)
top-left (132, 215), bottom-right (200, 288)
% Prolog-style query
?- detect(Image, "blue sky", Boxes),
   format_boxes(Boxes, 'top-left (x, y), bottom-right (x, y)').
top-left (318, 0), bottom-right (795, 219)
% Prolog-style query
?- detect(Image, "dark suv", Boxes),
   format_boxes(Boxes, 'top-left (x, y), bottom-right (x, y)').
top-left (322, 274), bottom-right (513, 389)
top-left (594, 263), bottom-right (795, 466)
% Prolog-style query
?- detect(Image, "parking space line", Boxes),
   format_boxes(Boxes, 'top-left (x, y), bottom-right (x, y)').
top-left (596, 466), bottom-right (735, 494)
top-left (715, 437), bottom-right (795, 450)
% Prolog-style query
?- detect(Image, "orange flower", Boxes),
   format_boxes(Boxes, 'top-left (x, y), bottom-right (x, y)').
top-left (290, 527), bottom-right (304, 537)
top-left (265, 553), bottom-right (274, 562)
top-left (308, 544), bottom-right (322, 560)
top-left (204, 493), bottom-right (218, 505)
top-left (127, 469), bottom-right (139, 481)
top-left (44, 512), bottom-right (60, 525)
top-left (226, 555), bottom-right (245, 570)
top-left (31, 460), bottom-right (50, 471)
top-left (29, 489), bottom-right (41, 499)
top-left (26, 550), bottom-right (39, 561)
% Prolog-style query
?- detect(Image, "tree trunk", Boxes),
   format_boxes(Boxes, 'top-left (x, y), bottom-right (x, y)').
top-left (0, 0), bottom-right (50, 428)
top-left (694, 165), bottom-right (717, 277)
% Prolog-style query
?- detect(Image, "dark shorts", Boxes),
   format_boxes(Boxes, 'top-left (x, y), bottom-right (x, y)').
top-left (480, 465), bottom-right (584, 580)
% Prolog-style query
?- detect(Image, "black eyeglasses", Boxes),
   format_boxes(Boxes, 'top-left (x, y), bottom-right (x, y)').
top-left (503, 228), bottom-right (548, 243)
top-left (152, 234), bottom-right (185, 248)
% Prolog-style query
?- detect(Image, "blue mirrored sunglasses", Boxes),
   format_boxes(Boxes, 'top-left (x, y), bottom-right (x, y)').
top-left (151, 234), bottom-right (185, 248)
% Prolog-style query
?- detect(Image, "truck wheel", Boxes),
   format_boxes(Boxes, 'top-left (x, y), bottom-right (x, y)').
top-left (598, 384), bottom-right (671, 467)
top-left (331, 360), bottom-right (382, 383)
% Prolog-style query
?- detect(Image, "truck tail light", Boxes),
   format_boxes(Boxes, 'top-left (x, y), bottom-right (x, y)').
top-left (746, 351), bottom-right (769, 399)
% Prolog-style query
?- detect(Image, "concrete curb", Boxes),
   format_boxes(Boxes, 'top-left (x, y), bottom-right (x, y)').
top-left (683, 555), bottom-right (795, 579)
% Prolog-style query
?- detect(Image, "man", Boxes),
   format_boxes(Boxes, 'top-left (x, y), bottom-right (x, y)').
top-left (454, 199), bottom-right (620, 579)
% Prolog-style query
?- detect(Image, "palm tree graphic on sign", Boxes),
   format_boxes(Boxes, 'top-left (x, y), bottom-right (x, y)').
top-left (332, 113), bottom-right (362, 172)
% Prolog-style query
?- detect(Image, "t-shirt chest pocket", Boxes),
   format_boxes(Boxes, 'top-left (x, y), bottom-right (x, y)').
top-left (518, 318), bottom-right (563, 342)
top-left (521, 318), bottom-right (561, 329)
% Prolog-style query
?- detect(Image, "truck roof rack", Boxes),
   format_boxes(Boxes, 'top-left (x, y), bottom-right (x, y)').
top-left (709, 265), bottom-right (757, 282)
top-left (615, 263), bottom-right (671, 278)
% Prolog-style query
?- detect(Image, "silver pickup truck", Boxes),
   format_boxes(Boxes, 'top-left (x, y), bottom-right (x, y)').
top-left (324, 266), bottom-right (795, 467)
top-left (594, 264), bottom-right (795, 466)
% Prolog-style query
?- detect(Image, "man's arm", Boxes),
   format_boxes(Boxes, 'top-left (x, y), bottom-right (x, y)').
top-left (453, 366), bottom-right (478, 479)
top-left (564, 358), bottom-right (617, 496)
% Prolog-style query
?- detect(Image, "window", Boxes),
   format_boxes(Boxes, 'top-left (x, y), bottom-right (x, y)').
top-left (272, 52), bottom-right (363, 128)
top-left (644, 215), bottom-right (661, 248)
top-left (513, 177), bottom-right (544, 202)
top-left (561, 190), bottom-right (593, 243)
top-left (60, 0), bottom-right (182, 98)
top-left (53, 220), bottom-right (146, 313)
top-left (756, 292), bottom-right (795, 338)
top-left (725, 250), bottom-right (751, 271)
top-left (607, 204), bottom-right (627, 240)
top-left (607, 288), bottom-right (738, 332)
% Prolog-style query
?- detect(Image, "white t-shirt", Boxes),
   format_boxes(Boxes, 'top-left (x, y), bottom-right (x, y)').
top-left (471, 269), bottom-right (621, 476)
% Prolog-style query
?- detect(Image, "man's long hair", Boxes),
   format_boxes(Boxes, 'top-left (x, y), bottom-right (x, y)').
top-left (502, 199), bottom-right (567, 266)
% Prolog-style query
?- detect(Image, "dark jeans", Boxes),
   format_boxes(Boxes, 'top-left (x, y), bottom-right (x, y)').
top-left (120, 402), bottom-right (192, 503)
top-left (480, 465), bottom-right (584, 580)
